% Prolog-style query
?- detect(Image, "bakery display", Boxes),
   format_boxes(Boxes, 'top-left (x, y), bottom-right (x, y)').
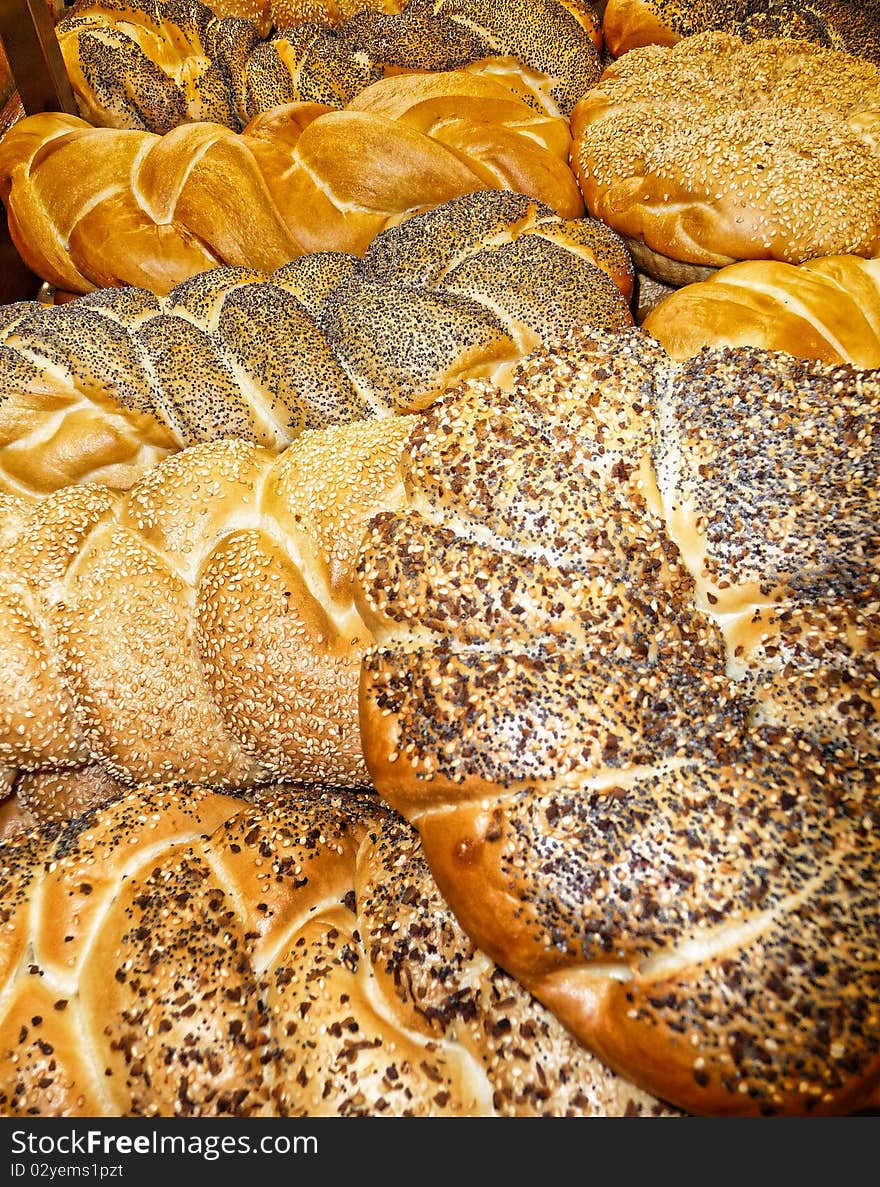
top-left (642, 254), bottom-right (880, 364)
top-left (0, 190), bottom-right (633, 497)
top-left (602, 0), bottom-right (880, 62)
top-left (0, 0), bottom-right (877, 1123)
top-left (357, 324), bottom-right (879, 1116)
top-left (0, 417), bottom-right (411, 791)
top-left (55, 0), bottom-right (602, 132)
top-left (0, 780), bottom-right (678, 1116)
top-left (570, 32), bottom-right (880, 286)
top-left (0, 69), bottom-right (586, 295)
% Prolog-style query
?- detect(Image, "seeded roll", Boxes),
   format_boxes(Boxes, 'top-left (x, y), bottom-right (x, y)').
top-left (602, 0), bottom-right (880, 63)
top-left (56, 0), bottom-right (602, 132)
top-left (356, 324), bottom-right (880, 1116)
top-left (0, 781), bottom-right (675, 1116)
top-left (570, 32), bottom-right (880, 286)
top-left (0, 191), bottom-right (633, 498)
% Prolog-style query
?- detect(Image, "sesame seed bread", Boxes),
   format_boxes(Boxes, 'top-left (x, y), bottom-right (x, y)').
top-left (602, 0), bottom-right (880, 63)
top-left (642, 254), bottom-right (880, 364)
top-left (0, 190), bottom-right (633, 498)
top-left (55, 0), bottom-right (602, 133)
top-left (0, 417), bottom-right (411, 792)
top-left (356, 324), bottom-right (880, 1115)
top-left (0, 69), bottom-right (587, 298)
top-left (0, 781), bottom-right (676, 1116)
top-left (570, 32), bottom-right (880, 285)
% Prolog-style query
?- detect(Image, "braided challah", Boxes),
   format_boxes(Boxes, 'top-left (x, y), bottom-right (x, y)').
top-left (602, 0), bottom-right (880, 62)
top-left (356, 324), bottom-right (879, 1115)
top-left (0, 416), bottom-right (411, 791)
top-left (55, 0), bottom-right (603, 133)
top-left (642, 254), bottom-right (880, 365)
top-left (0, 70), bottom-right (586, 297)
top-left (0, 781), bottom-right (676, 1116)
top-left (0, 190), bottom-right (633, 497)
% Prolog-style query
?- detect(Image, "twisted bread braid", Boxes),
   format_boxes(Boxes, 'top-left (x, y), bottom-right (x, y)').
top-left (55, 0), bottom-right (603, 132)
top-left (0, 781), bottom-right (676, 1116)
top-left (602, 0), bottom-right (880, 63)
top-left (642, 254), bottom-right (880, 366)
top-left (0, 415), bottom-right (411, 790)
top-left (0, 70), bottom-right (586, 297)
top-left (356, 325), bottom-right (880, 1115)
top-left (0, 190), bottom-right (633, 497)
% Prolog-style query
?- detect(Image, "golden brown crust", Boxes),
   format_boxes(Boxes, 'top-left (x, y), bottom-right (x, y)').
top-left (642, 254), bottom-right (880, 365)
top-left (56, 0), bottom-right (603, 132)
top-left (357, 324), bottom-right (880, 1116)
top-left (602, 0), bottom-right (880, 63)
top-left (0, 418), bottom-right (411, 792)
top-left (0, 191), bottom-right (633, 498)
top-left (570, 33), bottom-right (880, 281)
top-left (0, 781), bottom-right (675, 1116)
top-left (0, 72), bottom-right (584, 297)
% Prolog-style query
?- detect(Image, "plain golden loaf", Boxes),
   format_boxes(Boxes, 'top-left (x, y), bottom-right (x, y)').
top-left (602, 0), bottom-right (880, 62)
top-left (0, 781), bottom-right (675, 1116)
top-left (0, 190), bottom-right (633, 497)
top-left (0, 70), bottom-right (587, 297)
top-left (0, 417), bottom-right (412, 792)
top-left (642, 254), bottom-right (880, 364)
top-left (570, 32), bottom-right (880, 286)
top-left (55, 0), bottom-right (603, 133)
top-left (356, 324), bottom-right (879, 1116)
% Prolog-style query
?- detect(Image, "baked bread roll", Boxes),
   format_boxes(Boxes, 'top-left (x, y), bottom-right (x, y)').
top-left (56, 0), bottom-right (602, 133)
top-left (570, 32), bottom-right (880, 286)
top-left (0, 70), bottom-right (586, 297)
top-left (0, 416), bottom-right (411, 791)
top-left (0, 190), bottom-right (633, 497)
top-left (356, 324), bottom-right (879, 1115)
top-left (642, 254), bottom-right (880, 365)
top-left (602, 0), bottom-right (880, 63)
top-left (0, 780), bottom-right (676, 1116)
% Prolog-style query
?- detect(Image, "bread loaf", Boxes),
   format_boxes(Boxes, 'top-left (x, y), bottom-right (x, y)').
top-left (0, 780), bottom-right (676, 1116)
top-left (0, 70), bottom-right (586, 297)
top-left (0, 416), bottom-right (412, 791)
top-left (55, 0), bottom-right (603, 132)
top-left (602, 0), bottom-right (880, 63)
top-left (642, 254), bottom-right (880, 365)
top-left (356, 324), bottom-right (879, 1115)
top-left (194, 0), bottom-right (404, 39)
top-left (570, 32), bottom-right (880, 286)
top-left (0, 190), bottom-right (633, 497)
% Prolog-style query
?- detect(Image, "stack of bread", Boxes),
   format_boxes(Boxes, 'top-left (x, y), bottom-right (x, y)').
top-left (0, 0), bottom-right (877, 1118)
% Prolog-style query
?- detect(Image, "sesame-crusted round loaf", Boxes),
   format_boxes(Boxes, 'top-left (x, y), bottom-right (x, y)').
top-left (570, 32), bottom-right (880, 286)
top-left (602, 0), bottom-right (880, 63)
top-left (0, 781), bottom-right (676, 1116)
top-left (0, 417), bottom-right (412, 792)
top-left (0, 190), bottom-right (633, 498)
top-left (642, 254), bottom-right (880, 365)
top-left (0, 70), bottom-right (586, 298)
top-left (356, 324), bottom-right (880, 1116)
top-left (55, 0), bottom-right (602, 133)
